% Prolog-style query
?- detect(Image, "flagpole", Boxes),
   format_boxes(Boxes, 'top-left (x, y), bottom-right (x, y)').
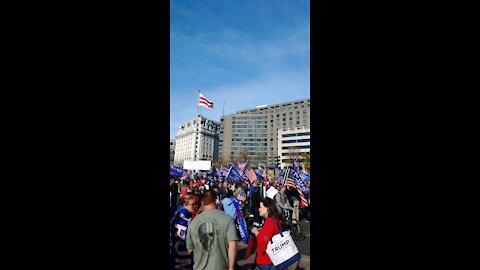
top-left (197, 90), bottom-right (200, 117)
top-left (196, 90), bottom-right (200, 161)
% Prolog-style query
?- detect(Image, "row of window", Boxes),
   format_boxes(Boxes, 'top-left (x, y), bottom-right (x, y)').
top-left (232, 143), bottom-right (268, 147)
top-left (232, 134), bottom-right (267, 138)
top-left (238, 115), bottom-right (266, 119)
top-left (232, 120), bottom-right (265, 124)
top-left (281, 145), bottom-right (310, 150)
top-left (231, 147), bottom-right (268, 152)
top-left (233, 130), bottom-right (267, 134)
top-left (270, 121), bottom-right (306, 127)
top-left (282, 132), bottom-right (310, 137)
top-left (232, 138), bottom-right (267, 142)
top-left (232, 125), bottom-right (268, 129)
top-left (282, 139), bottom-right (311, 143)
top-left (240, 101), bottom-right (310, 114)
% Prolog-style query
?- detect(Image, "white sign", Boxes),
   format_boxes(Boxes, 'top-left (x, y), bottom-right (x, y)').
top-left (183, 160), bottom-right (212, 171)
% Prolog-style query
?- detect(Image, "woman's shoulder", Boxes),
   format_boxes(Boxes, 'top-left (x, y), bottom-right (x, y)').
top-left (264, 216), bottom-right (277, 226)
top-left (265, 216), bottom-right (282, 228)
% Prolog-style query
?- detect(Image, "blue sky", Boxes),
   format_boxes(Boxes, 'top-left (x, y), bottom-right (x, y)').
top-left (170, 0), bottom-right (310, 140)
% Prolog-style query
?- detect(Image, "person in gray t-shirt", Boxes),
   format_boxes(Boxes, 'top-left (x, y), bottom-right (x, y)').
top-left (187, 190), bottom-right (239, 270)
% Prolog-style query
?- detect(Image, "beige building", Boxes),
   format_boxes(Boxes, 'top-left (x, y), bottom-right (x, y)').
top-left (277, 127), bottom-right (310, 169)
top-left (220, 98), bottom-right (310, 167)
top-left (174, 115), bottom-right (220, 166)
top-left (219, 114), bottom-right (268, 164)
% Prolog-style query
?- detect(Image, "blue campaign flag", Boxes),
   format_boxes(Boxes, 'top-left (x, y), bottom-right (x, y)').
top-left (220, 165), bottom-right (229, 180)
top-left (170, 165), bottom-right (184, 178)
top-left (299, 172), bottom-right (310, 182)
top-left (292, 159), bottom-right (302, 170)
top-left (212, 166), bottom-right (221, 178)
top-left (232, 167), bottom-right (244, 184)
top-left (228, 162), bottom-right (238, 170)
top-left (255, 169), bottom-right (265, 180)
top-left (292, 170), bottom-right (307, 193)
top-left (227, 166), bottom-right (243, 184)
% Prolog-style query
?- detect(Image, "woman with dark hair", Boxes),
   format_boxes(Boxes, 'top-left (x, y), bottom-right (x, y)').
top-left (170, 195), bottom-right (196, 270)
top-left (250, 197), bottom-right (286, 270)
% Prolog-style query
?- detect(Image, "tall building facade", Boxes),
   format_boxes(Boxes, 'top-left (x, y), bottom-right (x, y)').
top-left (220, 98), bottom-right (310, 167)
top-left (219, 114), bottom-right (268, 163)
top-left (277, 127), bottom-right (310, 169)
top-left (174, 115), bottom-right (220, 166)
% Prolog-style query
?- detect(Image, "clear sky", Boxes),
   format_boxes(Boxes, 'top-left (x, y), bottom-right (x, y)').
top-left (170, 0), bottom-right (310, 140)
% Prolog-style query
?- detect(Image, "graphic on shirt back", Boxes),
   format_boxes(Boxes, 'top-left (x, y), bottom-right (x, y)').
top-left (198, 220), bottom-right (216, 251)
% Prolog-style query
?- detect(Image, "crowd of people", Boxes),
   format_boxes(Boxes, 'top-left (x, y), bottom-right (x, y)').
top-left (169, 172), bottom-right (310, 270)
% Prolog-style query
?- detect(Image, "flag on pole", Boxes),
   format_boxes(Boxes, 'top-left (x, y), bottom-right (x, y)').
top-left (226, 165), bottom-right (243, 184)
top-left (285, 179), bottom-right (309, 208)
top-left (293, 159), bottom-right (302, 170)
top-left (282, 167), bottom-right (291, 185)
top-left (220, 165), bottom-right (230, 180)
top-left (299, 171), bottom-right (310, 182)
top-left (238, 161), bottom-right (247, 172)
top-left (170, 165), bottom-right (184, 178)
top-left (292, 170), bottom-right (307, 192)
top-left (255, 169), bottom-right (265, 181)
top-left (245, 167), bottom-right (257, 183)
top-left (199, 93), bottom-right (214, 109)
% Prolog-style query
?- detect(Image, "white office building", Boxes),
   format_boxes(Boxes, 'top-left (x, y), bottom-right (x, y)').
top-left (277, 127), bottom-right (310, 169)
top-left (174, 115), bottom-right (220, 166)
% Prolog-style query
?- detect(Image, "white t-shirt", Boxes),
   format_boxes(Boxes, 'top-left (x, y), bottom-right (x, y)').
top-left (266, 186), bottom-right (279, 199)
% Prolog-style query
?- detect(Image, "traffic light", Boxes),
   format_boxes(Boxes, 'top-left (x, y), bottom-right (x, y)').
top-left (274, 156), bottom-right (280, 168)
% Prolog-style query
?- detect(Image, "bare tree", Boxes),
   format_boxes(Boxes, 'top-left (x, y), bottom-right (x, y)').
top-left (286, 146), bottom-right (301, 166)
top-left (240, 149), bottom-right (249, 162)
top-left (258, 152), bottom-right (268, 165)
top-left (300, 152), bottom-right (310, 172)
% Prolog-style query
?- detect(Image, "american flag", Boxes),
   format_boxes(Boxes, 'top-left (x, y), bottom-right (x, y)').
top-left (198, 93), bottom-right (214, 109)
top-left (245, 167), bottom-right (257, 183)
top-left (285, 179), bottom-right (309, 208)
